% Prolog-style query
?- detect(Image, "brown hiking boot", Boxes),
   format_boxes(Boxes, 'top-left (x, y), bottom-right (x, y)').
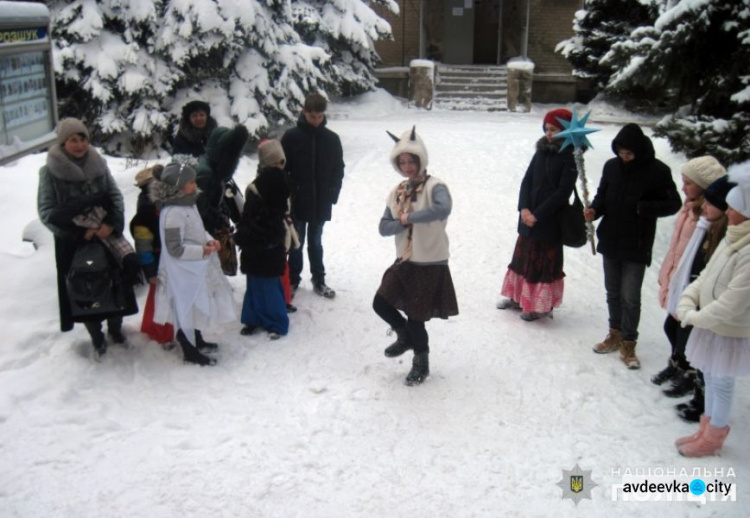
top-left (593, 328), bottom-right (622, 354)
top-left (620, 340), bottom-right (641, 369)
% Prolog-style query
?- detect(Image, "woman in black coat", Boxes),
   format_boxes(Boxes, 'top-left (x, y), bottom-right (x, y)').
top-left (586, 123), bottom-right (681, 369)
top-left (498, 108), bottom-right (577, 321)
top-left (172, 100), bottom-right (218, 158)
top-left (235, 141), bottom-right (291, 339)
top-left (37, 118), bottom-right (138, 358)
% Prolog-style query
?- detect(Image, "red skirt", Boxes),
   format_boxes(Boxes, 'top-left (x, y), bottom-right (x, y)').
top-left (141, 282), bottom-right (174, 344)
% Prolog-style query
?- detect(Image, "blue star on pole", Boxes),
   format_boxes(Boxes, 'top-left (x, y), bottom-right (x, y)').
top-left (553, 109), bottom-right (600, 151)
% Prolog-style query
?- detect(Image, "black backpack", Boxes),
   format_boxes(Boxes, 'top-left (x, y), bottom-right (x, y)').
top-left (66, 240), bottom-right (127, 318)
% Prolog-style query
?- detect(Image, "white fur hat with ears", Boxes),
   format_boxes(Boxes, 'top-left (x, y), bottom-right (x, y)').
top-left (387, 126), bottom-right (428, 176)
top-left (727, 160), bottom-right (750, 218)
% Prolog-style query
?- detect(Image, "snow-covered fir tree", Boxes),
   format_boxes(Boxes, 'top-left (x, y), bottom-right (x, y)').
top-left (607, 0), bottom-right (750, 164)
top-left (290, 0), bottom-right (398, 96)
top-left (49, 0), bottom-right (395, 155)
top-left (557, 0), bottom-right (661, 91)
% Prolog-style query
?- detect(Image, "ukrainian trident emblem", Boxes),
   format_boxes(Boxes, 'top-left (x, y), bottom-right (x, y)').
top-left (557, 464), bottom-right (597, 505)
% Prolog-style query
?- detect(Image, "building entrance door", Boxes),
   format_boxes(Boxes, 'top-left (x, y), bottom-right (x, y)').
top-left (473, 0), bottom-right (500, 64)
top-left (442, 0), bottom-right (475, 64)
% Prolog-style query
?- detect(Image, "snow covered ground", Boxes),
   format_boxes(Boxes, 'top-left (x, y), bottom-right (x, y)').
top-left (1, 91), bottom-right (748, 517)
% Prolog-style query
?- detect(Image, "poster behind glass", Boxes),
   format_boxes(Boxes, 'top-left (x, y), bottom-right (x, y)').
top-left (0, 50), bottom-right (55, 145)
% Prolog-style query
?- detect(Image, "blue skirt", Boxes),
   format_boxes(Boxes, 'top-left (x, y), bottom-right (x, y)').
top-left (241, 276), bottom-right (289, 335)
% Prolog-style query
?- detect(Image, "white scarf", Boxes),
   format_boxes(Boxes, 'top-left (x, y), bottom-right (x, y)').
top-left (666, 216), bottom-right (710, 315)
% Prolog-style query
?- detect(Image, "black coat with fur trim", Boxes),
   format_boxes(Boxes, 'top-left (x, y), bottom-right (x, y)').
top-left (37, 146), bottom-right (137, 331)
top-left (172, 117), bottom-right (218, 158)
top-left (235, 188), bottom-right (287, 278)
top-left (195, 125), bottom-right (249, 235)
top-left (281, 115), bottom-right (344, 223)
top-left (517, 137), bottom-right (577, 243)
top-left (590, 123), bottom-right (681, 265)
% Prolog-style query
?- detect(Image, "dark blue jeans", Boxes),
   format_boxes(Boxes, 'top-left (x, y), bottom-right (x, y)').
top-left (602, 256), bottom-right (647, 342)
top-left (289, 220), bottom-right (325, 286)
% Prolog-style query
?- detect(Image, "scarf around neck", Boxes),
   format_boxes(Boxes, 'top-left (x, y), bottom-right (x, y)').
top-left (725, 219), bottom-right (750, 254)
top-left (666, 216), bottom-right (710, 315)
top-left (162, 192), bottom-right (198, 208)
top-left (394, 173), bottom-right (429, 263)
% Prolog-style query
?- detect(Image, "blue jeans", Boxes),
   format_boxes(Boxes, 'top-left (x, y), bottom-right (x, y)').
top-left (602, 256), bottom-right (647, 341)
top-left (289, 220), bottom-right (325, 286)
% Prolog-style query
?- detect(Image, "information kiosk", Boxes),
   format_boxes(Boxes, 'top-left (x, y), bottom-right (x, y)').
top-left (0, 1), bottom-right (58, 165)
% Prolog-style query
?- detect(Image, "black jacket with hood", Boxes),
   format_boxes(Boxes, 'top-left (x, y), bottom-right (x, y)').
top-left (281, 114), bottom-right (344, 223)
top-left (590, 123), bottom-right (681, 265)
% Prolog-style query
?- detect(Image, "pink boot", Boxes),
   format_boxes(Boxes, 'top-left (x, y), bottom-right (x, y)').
top-left (675, 415), bottom-right (710, 447)
top-left (678, 424), bottom-right (730, 457)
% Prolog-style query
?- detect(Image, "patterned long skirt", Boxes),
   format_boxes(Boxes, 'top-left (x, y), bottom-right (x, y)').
top-left (500, 235), bottom-right (564, 313)
top-left (377, 261), bottom-right (459, 322)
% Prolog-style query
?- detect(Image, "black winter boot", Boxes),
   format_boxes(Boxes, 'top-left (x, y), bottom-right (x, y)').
top-left (677, 372), bottom-right (704, 422)
top-left (663, 369), bottom-right (696, 398)
top-left (107, 318), bottom-right (126, 345)
top-left (195, 330), bottom-right (218, 353)
top-left (85, 322), bottom-right (107, 359)
top-left (384, 327), bottom-right (412, 358)
top-left (405, 352), bottom-right (430, 386)
top-left (177, 329), bottom-right (216, 366)
top-left (651, 359), bottom-right (680, 385)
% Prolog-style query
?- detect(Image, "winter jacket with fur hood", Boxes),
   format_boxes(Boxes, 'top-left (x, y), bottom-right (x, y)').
top-left (590, 123), bottom-right (681, 265)
top-left (195, 125), bottom-right (250, 235)
top-left (281, 114), bottom-right (345, 223)
top-left (517, 137), bottom-right (577, 243)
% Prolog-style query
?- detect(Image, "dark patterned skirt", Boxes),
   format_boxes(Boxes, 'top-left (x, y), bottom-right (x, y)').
top-left (377, 261), bottom-right (459, 322)
top-left (500, 235), bottom-right (565, 313)
top-left (507, 235), bottom-right (564, 283)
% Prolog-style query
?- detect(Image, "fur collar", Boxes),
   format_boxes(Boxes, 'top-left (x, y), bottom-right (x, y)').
top-left (177, 117), bottom-right (217, 145)
top-left (536, 136), bottom-right (564, 153)
top-left (46, 144), bottom-right (108, 182)
top-left (149, 179), bottom-right (198, 208)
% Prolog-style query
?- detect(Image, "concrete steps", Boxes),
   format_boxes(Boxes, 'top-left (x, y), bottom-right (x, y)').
top-left (434, 64), bottom-right (508, 111)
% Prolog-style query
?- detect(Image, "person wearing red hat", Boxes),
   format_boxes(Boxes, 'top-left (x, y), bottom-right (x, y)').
top-left (497, 108), bottom-right (576, 321)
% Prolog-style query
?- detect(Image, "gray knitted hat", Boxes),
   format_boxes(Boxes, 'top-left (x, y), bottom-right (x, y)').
top-left (56, 118), bottom-right (89, 145)
top-left (155, 162), bottom-right (197, 190)
top-left (258, 139), bottom-right (286, 169)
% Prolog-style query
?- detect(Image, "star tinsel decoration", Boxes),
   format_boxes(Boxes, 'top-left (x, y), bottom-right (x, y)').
top-left (553, 109), bottom-right (600, 150)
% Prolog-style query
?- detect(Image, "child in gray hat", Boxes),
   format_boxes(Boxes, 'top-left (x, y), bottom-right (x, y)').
top-left (150, 161), bottom-right (236, 366)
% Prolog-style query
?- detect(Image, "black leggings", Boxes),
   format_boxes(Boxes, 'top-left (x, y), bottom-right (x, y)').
top-left (664, 314), bottom-right (694, 370)
top-left (373, 294), bottom-right (429, 354)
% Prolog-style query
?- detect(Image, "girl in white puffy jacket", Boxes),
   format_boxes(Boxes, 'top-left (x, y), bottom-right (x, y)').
top-left (675, 166), bottom-right (750, 457)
